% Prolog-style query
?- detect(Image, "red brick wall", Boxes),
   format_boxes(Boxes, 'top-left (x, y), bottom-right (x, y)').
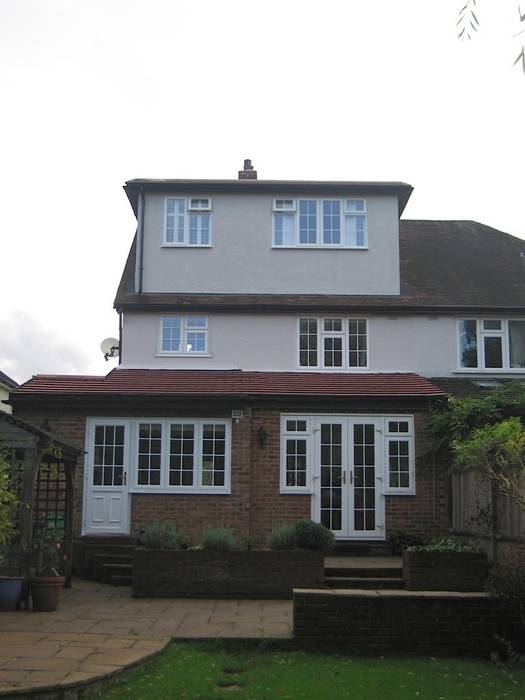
top-left (385, 413), bottom-right (449, 539)
top-left (14, 400), bottom-right (449, 545)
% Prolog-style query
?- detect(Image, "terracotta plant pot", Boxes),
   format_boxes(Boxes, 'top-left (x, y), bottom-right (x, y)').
top-left (29, 576), bottom-right (65, 612)
top-left (0, 577), bottom-right (24, 612)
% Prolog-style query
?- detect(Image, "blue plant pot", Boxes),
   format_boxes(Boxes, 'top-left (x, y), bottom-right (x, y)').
top-left (0, 576), bottom-right (24, 611)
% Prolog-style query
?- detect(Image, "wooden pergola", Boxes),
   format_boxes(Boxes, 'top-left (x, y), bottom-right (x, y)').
top-left (0, 412), bottom-right (81, 591)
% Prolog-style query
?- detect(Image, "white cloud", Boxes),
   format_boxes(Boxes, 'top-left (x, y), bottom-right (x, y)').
top-left (0, 310), bottom-right (92, 384)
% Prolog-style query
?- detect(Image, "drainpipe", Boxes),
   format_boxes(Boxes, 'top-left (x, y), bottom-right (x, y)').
top-left (137, 187), bottom-right (145, 293)
top-left (118, 312), bottom-right (123, 365)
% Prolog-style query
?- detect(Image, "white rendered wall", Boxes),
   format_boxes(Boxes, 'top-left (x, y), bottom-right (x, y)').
top-left (0, 386), bottom-right (12, 413)
top-left (121, 312), bottom-right (470, 377)
top-left (138, 193), bottom-right (401, 296)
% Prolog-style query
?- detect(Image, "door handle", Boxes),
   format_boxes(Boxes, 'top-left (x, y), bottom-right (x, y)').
top-left (123, 472), bottom-right (127, 486)
top-left (342, 470), bottom-right (346, 485)
top-left (349, 470), bottom-right (353, 485)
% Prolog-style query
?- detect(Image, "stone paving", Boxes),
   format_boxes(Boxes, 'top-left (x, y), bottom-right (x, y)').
top-left (0, 578), bottom-right (292, 697)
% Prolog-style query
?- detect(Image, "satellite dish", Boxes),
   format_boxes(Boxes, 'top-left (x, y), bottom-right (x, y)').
top-left (100, 337), bottom-right (120, 361)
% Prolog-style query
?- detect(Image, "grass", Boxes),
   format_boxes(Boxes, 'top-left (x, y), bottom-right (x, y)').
top-left (91, 640), bottom-right (525, 700)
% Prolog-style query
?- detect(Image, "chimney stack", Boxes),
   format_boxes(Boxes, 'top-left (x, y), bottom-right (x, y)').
top-left (238, 159), bottom-right (257, 180)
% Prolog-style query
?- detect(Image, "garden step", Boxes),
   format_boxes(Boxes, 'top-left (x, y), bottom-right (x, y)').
top-left (332, 542), bottom-right (393, 556)
top-left (325, 576), bottom-right (405, 589)
top-left (325, 566), bottom-right (403, 578)
top-left (92, 553), bottom-right (133, 581)
top-left (76, 543), bottom-right (137, 577)
top-left (100, 562), bottom-right (133, 584)
top-left (110, 574), bottom-right (132, 586)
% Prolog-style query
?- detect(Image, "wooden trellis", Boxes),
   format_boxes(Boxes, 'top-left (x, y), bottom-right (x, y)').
top-left (0, 413), bottom-right (79, 590)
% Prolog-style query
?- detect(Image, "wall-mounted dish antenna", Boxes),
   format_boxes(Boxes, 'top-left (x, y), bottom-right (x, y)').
top-left (100, 337), bottom-right (119, 361)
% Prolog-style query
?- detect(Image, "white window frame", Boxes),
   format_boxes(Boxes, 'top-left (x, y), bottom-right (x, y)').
top-left (131, 418), bottom-right (231, 494)
top-left (159, 315), bottom-right (209, 356)
top-left (163, 196), bottom-right (213, 247)
top-left (297, 317), bottom-right (370, 371)
top-left (383, 416), bottom-right (416, 495)
top-left (279, 414), bottom-right (415, 496)
top-left (272, 197), bottom-right (367, 249)
top-left (456, 318), bottom-right (525, 372)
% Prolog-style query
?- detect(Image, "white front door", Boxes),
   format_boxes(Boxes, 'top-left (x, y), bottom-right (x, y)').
top-left (313, 417), bottom-right (384, 539)
top-left (83, 420), bottom-right (130, 535)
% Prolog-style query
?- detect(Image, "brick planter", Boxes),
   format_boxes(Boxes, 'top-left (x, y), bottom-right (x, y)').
top-left (402, 550), bottom-right (488, 591)
top-left (132, 548), bottom-right (325, 599)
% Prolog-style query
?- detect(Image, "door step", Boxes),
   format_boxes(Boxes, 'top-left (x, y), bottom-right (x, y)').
top-left (325, 576), bottom-right (405, 590)
top-left (332, 542), bottom-right (393, 556)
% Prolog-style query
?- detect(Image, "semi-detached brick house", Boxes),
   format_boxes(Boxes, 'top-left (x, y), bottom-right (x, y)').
top-left (10, 161), bottom-right (525, 546)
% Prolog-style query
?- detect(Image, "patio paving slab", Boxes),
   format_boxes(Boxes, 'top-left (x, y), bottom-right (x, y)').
top-left (0, 577), bottom-right (292, 697)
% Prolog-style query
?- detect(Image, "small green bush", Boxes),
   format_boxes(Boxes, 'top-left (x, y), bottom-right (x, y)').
top-left (293, 519), bottom-right (335, 551)
top-left (268, 520), bottom-right (335, 551)
top-left (141, 522), bottom-right (183, 550)
top-left (202, 527), bottom-right (240, 551)
top-left (267, 524), bottom-right (297, 550)
top-left (409, 537), bottom-right (478, 553)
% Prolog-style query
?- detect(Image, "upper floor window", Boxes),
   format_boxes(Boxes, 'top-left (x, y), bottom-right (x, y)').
top-left (164, 197), bottom-right (212, 246)
top-left (160, 316), bottom-right (208, 354)
top-left (458, 319), bottom-right (525, 370)
top-left (273, 198), bottom-right (367, 248)
top-left (298, 317), bottom-right (368, 369)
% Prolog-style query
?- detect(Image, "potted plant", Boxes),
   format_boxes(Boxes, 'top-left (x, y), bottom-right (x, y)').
top-left (0, 450), bottom-right (23, 612)
top-left (29, 526), bottom-right (65, 612)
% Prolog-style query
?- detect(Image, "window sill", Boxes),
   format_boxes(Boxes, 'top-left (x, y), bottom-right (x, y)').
top-left (156, 353), bottom-right (211, 358)
top-left (296, 367), bottom-right (371, 372)
top-left (453, 369), bottom-right (525, 374)
top-left (280, 488), bottom-right (313, 495)
top-left (129, 487), bottom-right (231, 495)
top-left (272, 245), bottom-right (368, 251)
top-left (384, 488), bottom-right (416, 496)
top-left (161, 244), bottom-right (213, 248)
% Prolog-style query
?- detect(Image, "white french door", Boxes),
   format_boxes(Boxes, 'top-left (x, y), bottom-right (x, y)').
top-left (312, 417), bottom-right (384, 539)
top-left (83, 420), bottom-right (130, 535)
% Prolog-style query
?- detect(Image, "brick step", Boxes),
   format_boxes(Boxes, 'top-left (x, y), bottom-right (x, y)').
top-left (332, 542), bottom-right (393, 556)
top-left (325, 576), bottom-right (405, 590)
top-left (76, 544), bottom-right (137, 577)
top-left (100, 562), bottom-right (133, 584)
top-left (325, 566), bottom-right (402, 578)
top-left (92, 554), bottom-right (133, 581)
top-left (110, 574), bottom-right (132, 586)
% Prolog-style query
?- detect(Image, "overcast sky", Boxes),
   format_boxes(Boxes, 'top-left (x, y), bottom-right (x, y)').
top-left (1, 0), bottom-right (524, 385)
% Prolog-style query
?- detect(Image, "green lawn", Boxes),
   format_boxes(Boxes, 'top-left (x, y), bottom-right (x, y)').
top-left (93, 640), bottom-right (525, 700)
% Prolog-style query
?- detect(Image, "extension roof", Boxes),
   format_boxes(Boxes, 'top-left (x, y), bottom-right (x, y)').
top-left (0, 371), bottom-right (18, 390)
top-left (12, 370), bottom-right (444, 401)
top-left (115, 220), bottom-right (525, 314)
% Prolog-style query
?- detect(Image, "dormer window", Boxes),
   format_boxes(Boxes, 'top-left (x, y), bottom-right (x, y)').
top-left (273, 198), bottom-right (367, 248)
top-left (164, 197), bottom-right (212, 246)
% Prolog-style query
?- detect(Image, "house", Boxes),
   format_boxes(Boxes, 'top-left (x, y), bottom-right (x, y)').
top-left (9, 161), bottom-right (525, 547)
top-left (0, 371), bottom-right (18, 414)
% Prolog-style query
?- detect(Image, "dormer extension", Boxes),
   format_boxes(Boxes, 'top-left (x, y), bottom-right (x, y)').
top-left (123, 175), bottom-right (413, 297)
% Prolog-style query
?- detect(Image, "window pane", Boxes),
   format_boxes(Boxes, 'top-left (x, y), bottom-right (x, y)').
top-left (348, 318), bottom-right (367, 367)
top-left (299, 200), bottom-right (317, 244)
top-left (345, 199), bottom-right (365, 212)
top-left (165, 198), bottom-right (185, 243)
top-left (273, 213), bottom-right (295, 245)
top-left (459, 320), bottom-right (478, 368)
top-left (201, 424), bottom-right (227, 487)
top-left (322, 200), bottom-right (340, 244)
top-left (186, 317), bottom-right (207, 328)
top-left (285, 438), bottom-right (307, 489)
top-left (162, 317), bottom-right (181, 352)
top-left (299, 318), bottom-right (318, 367)
top-left (483, 320), bottom-right (502, 330)
top-left (484, 336), bottom-right (503, 368)
top-left (509, 321), bottom-right (525, 368)
top-left (137, 423), bottom-right (162, 487)
top-left (275, 199), bottom-right (295, 210)
top-left (188, 212), bottom-right (210, 245)
top-left (169, 423), bottom-right (194, 487)
top-left (186, 331), bottom-right (206, 352)
top-left (344, 215), bottom-right (367, 247)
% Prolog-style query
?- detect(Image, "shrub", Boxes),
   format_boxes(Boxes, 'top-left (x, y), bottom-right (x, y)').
top-left (202, 527), bottom-right (240, 551)
top-left (267, 524), bottom-right (297, 550)
top-left (293, 520), bottom-right (335, 551)
top-left (141, 522), bottom-right (183, 550)
top-left (409, 537), bottom-right (479, 553)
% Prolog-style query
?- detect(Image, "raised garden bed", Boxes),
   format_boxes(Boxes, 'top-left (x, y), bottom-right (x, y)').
top-left (402, 550), bottom-right (488, 591)
top-left (132, 549), bottom-right (325, 599)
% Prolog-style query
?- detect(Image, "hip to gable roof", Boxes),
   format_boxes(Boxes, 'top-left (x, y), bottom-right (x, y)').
top-left (12, 370), bottom-right (445, 400)
top-left (114, 220), bottom-right (525, 312)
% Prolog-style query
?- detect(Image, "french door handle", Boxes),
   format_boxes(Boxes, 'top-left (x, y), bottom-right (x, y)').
top-left (342, 470), bottom-right (346, 485)
top-left (123, 472), bottom-right (127, 486)
top-left (349, 470), bottom-right (353, 485)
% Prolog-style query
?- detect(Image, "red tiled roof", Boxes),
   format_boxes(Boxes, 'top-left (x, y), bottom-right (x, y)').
top-left (13, 370), bottom-right (445, 399)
